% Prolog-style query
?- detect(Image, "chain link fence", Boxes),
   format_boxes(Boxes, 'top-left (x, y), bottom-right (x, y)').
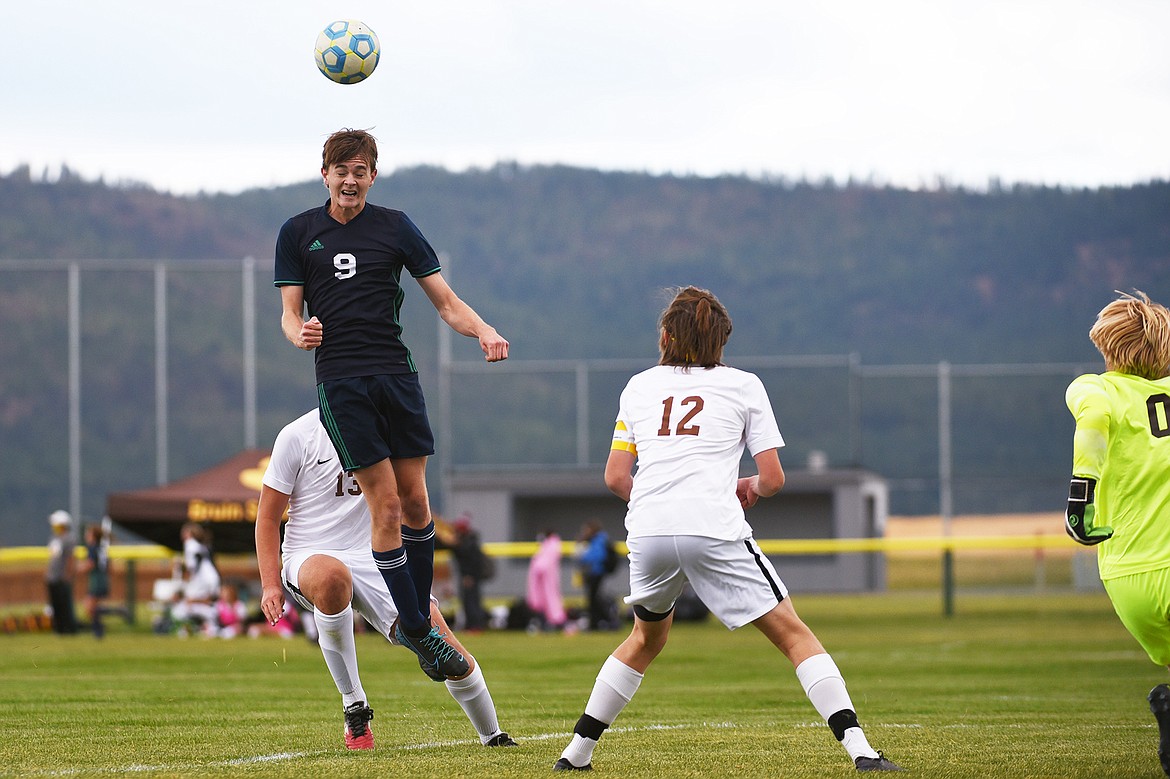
top-left (0, 259), bottom-right (1098, 548)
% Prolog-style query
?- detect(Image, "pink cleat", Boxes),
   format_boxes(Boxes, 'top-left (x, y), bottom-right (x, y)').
top-left (343, 701), bottom-right (375, 750)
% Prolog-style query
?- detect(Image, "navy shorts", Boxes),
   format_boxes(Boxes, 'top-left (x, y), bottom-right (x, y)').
top-left (317, 374), bottom-right (435, 471)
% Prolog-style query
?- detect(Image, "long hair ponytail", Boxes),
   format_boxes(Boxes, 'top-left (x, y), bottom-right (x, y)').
top-left (658, 286), bottom-right (732, 369)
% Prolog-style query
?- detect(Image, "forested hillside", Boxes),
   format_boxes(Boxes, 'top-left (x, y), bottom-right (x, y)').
top-left (2, 164), bottom-right (1168, 545)
top-left (5, 164), bottom-right (1168, 363)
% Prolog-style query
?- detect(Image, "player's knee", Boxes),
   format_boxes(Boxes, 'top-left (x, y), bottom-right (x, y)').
top-left (309, 570), bottom-right (353, 612)
top-left (394, 485), bottom-right (429, 523)
top-left (400, 497), bottom-right (430, 527)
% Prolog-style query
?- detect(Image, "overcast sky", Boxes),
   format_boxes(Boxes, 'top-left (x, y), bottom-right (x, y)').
top-left (3, 1), bottom-right (1167, 195)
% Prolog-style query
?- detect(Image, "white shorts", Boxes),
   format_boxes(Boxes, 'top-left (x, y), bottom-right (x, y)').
top-left (624, 535), bottom-right (788, 630)
top-left (283, 548), bottom-right (430, 644)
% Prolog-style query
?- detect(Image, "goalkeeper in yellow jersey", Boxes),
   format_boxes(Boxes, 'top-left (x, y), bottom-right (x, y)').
top-left (1065, 290), bottom-right (1170, 777)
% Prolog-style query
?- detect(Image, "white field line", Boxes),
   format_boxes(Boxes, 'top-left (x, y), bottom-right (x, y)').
top-left (1, 722), bottom-right (736, 777)
top-left (9, 719), bottom-right (1149, 776)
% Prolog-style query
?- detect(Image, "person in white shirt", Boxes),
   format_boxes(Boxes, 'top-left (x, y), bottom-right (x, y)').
top-left (555, 286), bottom-right (900, 773)
top-left (169, 522), bottom-right (222, 631)
top-left (180, 522), bottom-right (221, 601)
top-left (255, 409), bottom-right (516, 751)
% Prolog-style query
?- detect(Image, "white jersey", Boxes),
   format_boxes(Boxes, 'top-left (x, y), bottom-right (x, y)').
top-left (263, 409), bottom-right (370, 557)
top-left (612, 365), bottom-right (784, 541)
top-left (182, 536), bottom-right (221, 601)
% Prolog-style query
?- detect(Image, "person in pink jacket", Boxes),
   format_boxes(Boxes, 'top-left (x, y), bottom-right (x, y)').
top-left (526, 531), bottom-right (567, 631)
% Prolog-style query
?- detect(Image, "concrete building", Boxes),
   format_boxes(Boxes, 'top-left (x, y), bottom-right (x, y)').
top-left (445, 465), bottom-right (888, 603)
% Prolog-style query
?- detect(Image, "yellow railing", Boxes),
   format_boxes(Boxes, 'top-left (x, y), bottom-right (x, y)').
top-left (481, 534), bottom-right (1075, 558)
top-left (0, 545), bottom-right (174, 565)
top-left (0, 534), bottom-right (1077, 566)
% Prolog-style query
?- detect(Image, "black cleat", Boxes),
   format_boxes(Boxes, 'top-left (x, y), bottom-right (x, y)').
top-left (553, 757), bottom-right (592, 771)
top-left (417, 652), bottom-right (447, 682)
top-left (486, 732), bottom-right (518, 747)
top-left (395, 623), bottom-right (470, 679)
top-left (855, 752), bottom-right (903, 772)
top-left (1149, 683), bottom-right (1170, 777)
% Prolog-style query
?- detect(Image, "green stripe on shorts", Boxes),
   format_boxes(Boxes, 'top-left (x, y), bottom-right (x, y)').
top-left (317, 385), bottom-right (356, 471)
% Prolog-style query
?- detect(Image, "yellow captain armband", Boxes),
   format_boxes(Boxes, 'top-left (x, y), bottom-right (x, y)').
top-left (611, 420), bottom-right (637, 455)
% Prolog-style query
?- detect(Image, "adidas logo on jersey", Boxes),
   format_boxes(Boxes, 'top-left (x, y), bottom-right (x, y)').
top-left (308, 240), bottom-right (325, 251)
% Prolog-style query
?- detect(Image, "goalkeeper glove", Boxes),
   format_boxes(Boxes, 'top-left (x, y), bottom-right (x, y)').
top-left (1065, 477), bottom-right (1112, 546)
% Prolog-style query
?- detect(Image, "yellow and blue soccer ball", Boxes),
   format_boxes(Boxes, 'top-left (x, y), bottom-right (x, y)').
top-left (314, 20), bottom-right (380, 85)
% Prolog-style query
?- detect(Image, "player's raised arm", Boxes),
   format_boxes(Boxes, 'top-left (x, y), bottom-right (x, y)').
top-left (417, 273), bottom-right (509, 362)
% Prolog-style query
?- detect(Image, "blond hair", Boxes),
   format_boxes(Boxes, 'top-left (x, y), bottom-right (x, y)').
top-left (1088, 290), bottom-right (1170, 379)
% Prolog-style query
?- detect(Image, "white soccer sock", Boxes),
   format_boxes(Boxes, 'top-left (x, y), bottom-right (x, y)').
top-left (587, 654), bottom-right (644, 721)
top-left (561, 734), bottom-right (597, 768)
top-left (794, 653), bottom-right (877, 760)
top-left (314, 606), bottom-right (367, 707)
top-left (444, 661), bottom-right (503, 743)
top-left (841, 727), bottom-right (878, 761)
top-left (561, 655), bottom-right (644, 767)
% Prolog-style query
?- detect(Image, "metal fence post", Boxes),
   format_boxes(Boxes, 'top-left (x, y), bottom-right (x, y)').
top-left (154, 263), bottom-right (169, 485)
top-left (242, 257), bottom-right (257, 450)
top-left (576, 361), bottom-right (590, 466)
top-left (939, 360), bottom-right (955, 617)
top-left (125, 559), bottom-right (137, 625)
top-left (68, 263), bottom-right (82, 525)
top-left (435, 254), bottom-right (453, 515)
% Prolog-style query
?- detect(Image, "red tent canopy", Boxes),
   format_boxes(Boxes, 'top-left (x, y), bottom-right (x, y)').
top-left (106, 449), bottom-right (271, 553)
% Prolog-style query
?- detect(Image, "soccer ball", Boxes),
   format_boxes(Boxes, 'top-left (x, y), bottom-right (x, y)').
top-left (314, 20), bottom-right (380, 85)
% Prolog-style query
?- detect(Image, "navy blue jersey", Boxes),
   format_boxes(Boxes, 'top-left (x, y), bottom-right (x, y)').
top-left (274, 202), bottom-right (442, 382)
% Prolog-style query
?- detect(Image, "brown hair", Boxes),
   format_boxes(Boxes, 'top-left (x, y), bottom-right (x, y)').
top-left (181, 522), bottom-right (209, 544)
top-left (658, 286), bottom-right (733, 369)
top-left (1088, 290), bottom-right (1170, 379)
top-left (321, 128), bottom-right (378, 172)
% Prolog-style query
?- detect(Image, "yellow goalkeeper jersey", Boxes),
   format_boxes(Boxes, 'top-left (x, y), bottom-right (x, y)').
top-left (1066, 371), bottom-right (1170, 580)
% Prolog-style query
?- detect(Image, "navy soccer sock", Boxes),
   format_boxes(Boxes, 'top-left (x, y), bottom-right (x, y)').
top-left (372, 547), bottom-right (427, 633)
top-left (401, 521), bottom-right (436, 619)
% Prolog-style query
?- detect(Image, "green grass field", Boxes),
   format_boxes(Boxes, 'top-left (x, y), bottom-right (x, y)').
top-left (1, 592), bottom-right (1163, 778)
